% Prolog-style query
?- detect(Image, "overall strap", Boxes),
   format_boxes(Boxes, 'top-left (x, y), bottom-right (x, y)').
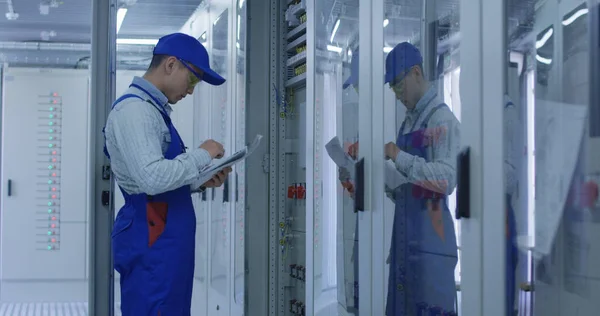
top-left (103, 94), bottom-right (144, 159)
top-left (419, 103), bottom-right (447, 130)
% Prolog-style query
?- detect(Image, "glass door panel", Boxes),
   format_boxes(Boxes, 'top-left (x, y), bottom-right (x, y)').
top-left (377, 0), bottom-right (462, 314)
top-left (500, 0), bottom-right (600, 314)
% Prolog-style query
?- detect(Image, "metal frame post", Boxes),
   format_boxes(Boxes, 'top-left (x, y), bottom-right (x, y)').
top-left (459, 0), bottom-right (506, 315)
top-left (89, 0), bottom-right (117, 314)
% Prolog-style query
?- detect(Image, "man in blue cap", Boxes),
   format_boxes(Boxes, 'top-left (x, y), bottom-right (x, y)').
top-left (103, 32), bottom-right (232, 315)
top-left (381, 42), bottom-right (460, 315)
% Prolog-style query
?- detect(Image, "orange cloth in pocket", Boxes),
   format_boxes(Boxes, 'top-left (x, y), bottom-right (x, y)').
top-left (146, 201), bottom-right (168, 247)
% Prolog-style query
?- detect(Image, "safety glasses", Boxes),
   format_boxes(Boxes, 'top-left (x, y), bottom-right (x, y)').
top-left (388, 66), bottom-right (414, 88)
top-left (178, 58), bottom-right (202, 87)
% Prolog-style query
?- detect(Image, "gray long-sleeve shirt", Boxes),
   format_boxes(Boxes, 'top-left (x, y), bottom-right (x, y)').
top-left (104, 76), bottom-right (212, 196)
top-left (390, 87), bottom-right (461, 196)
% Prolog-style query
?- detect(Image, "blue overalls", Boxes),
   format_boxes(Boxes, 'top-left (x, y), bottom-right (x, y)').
top-left (103, 86), bottom-right (197, 316)
top-left (386, 103), bottom-right (458, 316)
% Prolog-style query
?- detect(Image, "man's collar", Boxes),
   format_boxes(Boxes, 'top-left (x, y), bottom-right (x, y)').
top-left (131, 76), bottom-right (170, 113)
top-left (406, 85), bottom-right (437, 118)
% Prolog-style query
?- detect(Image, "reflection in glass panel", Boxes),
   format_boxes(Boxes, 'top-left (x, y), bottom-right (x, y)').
top-left (234, 0), bottom-right (248, 306)
top-left (314, 0), bottom-right (359, 315)
top-left (382, 1), bottom-right (461, 315)
top-left (210, 8), bottom-right (230, 299)
top-left (503, 0), bottom-right (600, 314)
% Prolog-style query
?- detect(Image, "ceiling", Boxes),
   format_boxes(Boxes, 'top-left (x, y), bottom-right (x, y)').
top-left (0, 0), bottom-right (203, 69)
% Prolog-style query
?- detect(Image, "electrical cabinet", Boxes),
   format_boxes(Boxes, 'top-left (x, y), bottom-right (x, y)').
top-left (0, 67), bottom-right (90, 302)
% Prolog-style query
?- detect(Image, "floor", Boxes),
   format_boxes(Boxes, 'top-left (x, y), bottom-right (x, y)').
top-left (0, 303), bottom-right (122, 316)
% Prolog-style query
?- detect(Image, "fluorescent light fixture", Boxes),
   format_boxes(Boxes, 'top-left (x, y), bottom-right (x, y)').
top-left (236, 42), bottom-right (240, 49)
top-left (383, 19), bottom-right (389, 27)
top-left (117, 38), bottom-right (158, 45)
top-left (237, 14), bottom-right (241, 40)
top-left (562, 8), bottom-right (588, 26)
top-left (327, 45), bottom-right (342, 53)
top-left (535, 28), bottom-right (553, 49)
top-left (330, 19), bottom-right (340, 42)
top-left (239, 0), bottom-right (245, 8)
top-left (348, 49), bottom-right (352, 57)
top-left (383, 46), bottom-right (393, 53)
top-left (535, 54), bottom-right (552, 65)
top-left (116, 8), bottom-right (128, 34)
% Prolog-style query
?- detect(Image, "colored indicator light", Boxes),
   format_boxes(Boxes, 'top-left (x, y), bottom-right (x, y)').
top-left (48, 144), bottom-right (53, 148)
top-left (47, 245), bottom-right (52, 250)
top-left (52, 187), bottom-right (56, 192)
top-left (49, 122), bottom-right (53, 126)
top-left (48, 165), bottom-right (53, 169)
top-left (49, 136), bottom-right (54, 140)
top-left (51, 195), bottom-right (57, 199)
top-left (51, 216), bottom-right (56, 221)
top-left (52, 151), bottom-right (57, 155)
top-left (52, 100), bottom-right (57, 104)
top-left (51, 238), bottom-right (56, 243)
top-left (52, 92), bottom-right (58, 97)
top-left (49, 107), bottom-right (54, 111)
top-left (50, 224), bottom-right (56, 228)
top-left (49, 129), bottom-right (54, 133)
top-left (47, 231), bottom-right (52, 236)
top-left (48, 209), bottom-right (53, 213)
top-left (49, 114), bottom-right (54, 119)
top-left (52, 173), bottom-right (57, 177)
top-left (47, 202), bottom-right (53, 206)
top-left (48, 180), bottom-right (53, 184)
top-left (52, 158), bottom-right (57, 162)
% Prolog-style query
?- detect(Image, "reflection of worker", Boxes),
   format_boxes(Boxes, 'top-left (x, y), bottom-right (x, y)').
top-left (339, 42), bottom-right (460, 314)
top-left (103, 33), bottom-right (232, 315)
top-left (382, 42), bottom-right (460, 315)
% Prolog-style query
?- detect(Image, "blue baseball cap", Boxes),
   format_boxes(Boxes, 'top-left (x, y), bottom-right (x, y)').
top-left (343, 51), bottom-right (359, 89)
top-left (384, 42), bottom-right (422, 84)
top-left (153, 33), bottom-right (226, 86)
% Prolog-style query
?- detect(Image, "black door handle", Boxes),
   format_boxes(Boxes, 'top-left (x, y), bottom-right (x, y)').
top-left (354, 158), bottom-right (365, 212)
top-left (212, 187), bottom-right (216, 201)
top-left (235, 172), bottom-right (239, 202)
top-left (202, 189), bottom-right (208, 201)
top-left (7, 179), bottom-right (12, 196)
top-left (223, 177), bottom-right (230, 203)
top-left (456, 147), bottom-right (471, 219)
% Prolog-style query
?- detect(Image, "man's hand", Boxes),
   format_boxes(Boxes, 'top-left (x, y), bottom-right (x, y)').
top-left (338, 167), bottom-right (355, 197)
top-left (200, 139), bottom-right (225, 159)
top-left (203, 167), bottom-right (233, 188)
top-left (385, 142), bottom-right (400, 161)
top-left (348, 141), bottom-right (359, 159)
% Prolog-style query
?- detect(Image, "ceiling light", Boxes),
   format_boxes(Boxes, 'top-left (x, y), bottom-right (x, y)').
top-left (383, 19), bottom-right (389, 27)
top-left (116, 38), bottom-right (158, 45)
top-left (116, 8), bottom-right (128, 34)
top-left (239, 0), bottom-right (245, 8)
top-left (535, 54), bottom-right (552, 65)
top-left (327, 45), bottom-right (342, 53)
top-left (535, 28), bottom-right (553, 49)
top-left (383, 46), bottom-right (393, 53)
top-left (562, 8), bottom-right (588, 26)
top-left (330, 19), bottom-right (340, 42)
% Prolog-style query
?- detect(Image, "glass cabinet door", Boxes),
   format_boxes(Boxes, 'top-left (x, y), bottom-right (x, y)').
top-left (207, 4), bottom-right (233, 316)
top-left (371, 0), bottom-right (463, 315)
top-left (498, 0), bottom-right (600, 315)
